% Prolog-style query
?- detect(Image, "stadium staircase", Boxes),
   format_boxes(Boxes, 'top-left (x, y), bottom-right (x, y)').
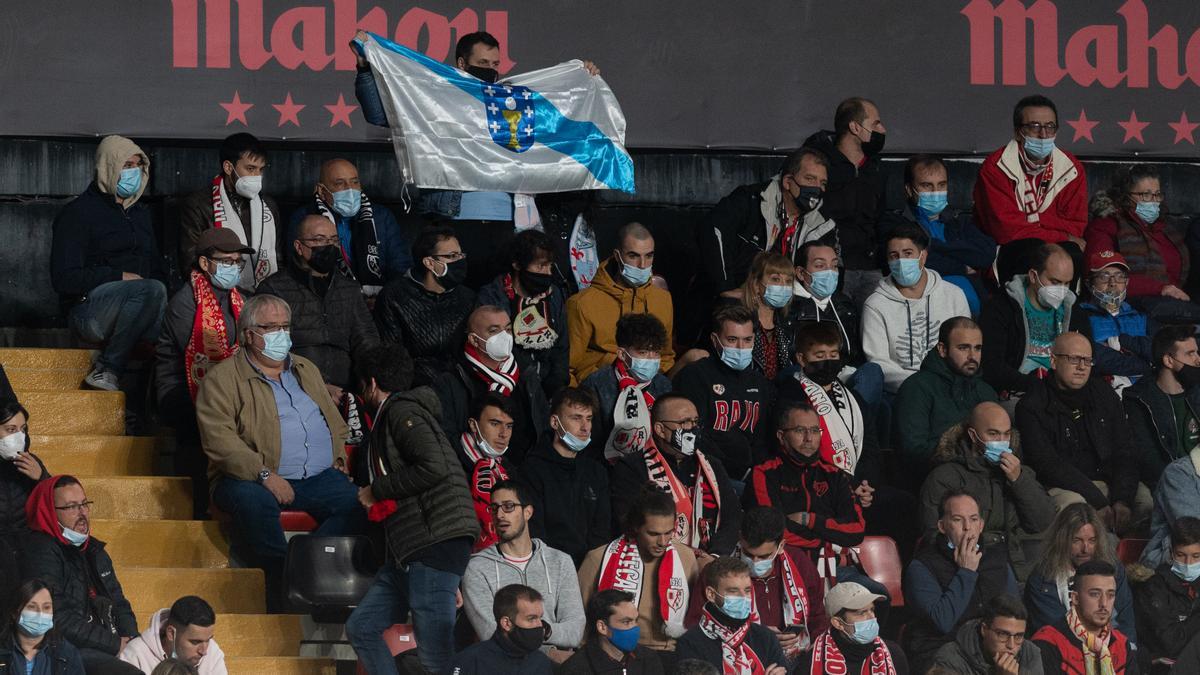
top-left (4, 347), bottom-right (338, 675)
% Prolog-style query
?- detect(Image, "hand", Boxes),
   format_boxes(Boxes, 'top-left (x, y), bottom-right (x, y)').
top-left (262, 473), bottom-right (295, 506)
top-left (546, 648), bottom-right (572, 665)
top-left (118, 637), bottom-right (130, 654)
top-left (351, 30), bottom-right (369, 67)
top-left (788, 512), bottom-right (811, 528)
top-left (12, 453), bottom-right (43, 481)
top-left (335, 457), bottom-right (349, 476)
top-left (998, 452), bottom-right (1021, 483)
top-left (854, 481), bottom-right (875, 509)
top-left (325, 383), bottom-right (345, 404)
top-left (1163, 284), bottom-right (1191, 301)
top-left (1113, 501), bottom-right (1133, 535)
top-left (455, 588), bottom-right (464, 609)
top-left (995, 651), bottom-right (1020, 675)
top-left (581, 60), bottom-right (600, 76)
top-left (357, 485), bottom-right (377, 509)
top-left (954, 533), bottom-right (981, 571)
top-left (769, 626), bottom-right (801, 651)
top-left (121, 272), bottom-right (142, 281)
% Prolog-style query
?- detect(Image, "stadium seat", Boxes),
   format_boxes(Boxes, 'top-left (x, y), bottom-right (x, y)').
top-left (283, 535), bottom-right (376, 623)
top-left (279, 510), bottom-right (319, 532)
top-left (857, 536), bottom-right (904, 607)
top-left (1117, 538), bottom-right (1148, 566)
top-left (355, 625), bottom-right (418, 675)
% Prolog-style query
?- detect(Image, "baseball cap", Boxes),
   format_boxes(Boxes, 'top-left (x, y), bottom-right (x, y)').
top-left (1086, 249), bottom-right (1129, 273)
top-left (195, 228), bottom-right (254, 257)
top-left (824, 581), bottom-right (886, 617)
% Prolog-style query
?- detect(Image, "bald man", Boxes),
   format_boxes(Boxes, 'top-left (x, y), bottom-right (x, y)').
top-left (432, 305), bottom-right (550, 465)
top-left (288, 158), bottom-right (411, 295)
top-left (920, 401), bottom-right (1055, 578)
top-left (1015, 333), bottom-right (1150, 535)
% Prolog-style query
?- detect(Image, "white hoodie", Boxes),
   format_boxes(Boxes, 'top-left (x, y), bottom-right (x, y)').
top-left (119, 608), bottom-right (228, 675)
top-left (861, 268), bottom-right (970, 393)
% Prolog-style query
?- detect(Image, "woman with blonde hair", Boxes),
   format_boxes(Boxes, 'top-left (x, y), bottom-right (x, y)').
top-left (716, 252), bottom-right (797, 381)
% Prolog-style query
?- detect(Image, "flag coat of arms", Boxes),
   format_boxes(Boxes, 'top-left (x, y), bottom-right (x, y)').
top-left (363, 33), bottom-right (635, 194)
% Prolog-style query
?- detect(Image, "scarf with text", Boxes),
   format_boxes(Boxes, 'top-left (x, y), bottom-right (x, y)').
top-left (503, 273), bottom-right (558, 351)
top-left (644, 442), bottom-right (721, 549)
top-left (461, 429), bottom-right (509, 552)
top-left (211, 175), bottom-right (276, 288)
top-left (598, 535), bottom-right (689, 638)
top-left (314, 191), bottom-right (384, 291)
top-left (185, 269), bottom-right (243, 399)
top-left (736, 545), bottom-right (810, 655)
top-left (1017, 147), bottom-right (1056, 223)
top-left (808, 630), bottom-right (897, 675)
top-left (794, 375), bottom-right (862, 475)
top-left (698, 606), bottom-right (765, 675)
top-left (1067, 607), bottom-right (1116, 675)
top-left (604, 359), bottom-right (655, 462)
top-left (464, 342), bottom-right (520, 396)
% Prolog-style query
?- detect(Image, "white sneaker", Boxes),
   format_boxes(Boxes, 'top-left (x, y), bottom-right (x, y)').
top-left (83, 366), bottom-right (119, 391)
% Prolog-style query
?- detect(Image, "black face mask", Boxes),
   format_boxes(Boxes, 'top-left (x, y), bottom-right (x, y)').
top-left (518, 270), bottom-right (554, 297)
top-left (861, 130), bottom-right (886, 156)
top-left (804, 358), bottom-right (843, 386)
top-left (435, 258), bottom-right (469, 289)
top-left (1178, 364), bottom-right (1200, 389)
top-left (307, 245), bottom-right (342, 274)
top-left (466, 65), bottom-right (500, 84)
top-left (507, 624), bottom-right (545, 654)
top-left (793, 186), bottom-right (823, 213)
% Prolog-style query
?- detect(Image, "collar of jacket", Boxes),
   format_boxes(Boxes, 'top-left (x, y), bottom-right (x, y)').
top-left (996, 140), bottom-right (1081, 201)
top-left (236, 349), bottom-right (297, 382)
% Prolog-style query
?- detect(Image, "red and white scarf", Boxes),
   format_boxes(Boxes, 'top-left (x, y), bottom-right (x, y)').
top-left (461, 430), bottom-right (509, 552)
top-left (1017, 147), bottom-right (1055, 224)
top-left (598, 535), bottom-right (689, 638)
top-left (795, 375), bottom-right (862, 475)
top-left (503, 274), bottom-right (558, 351)
top-left (643, 443), bottom-right (721, 549)
top-left (698, 607), bottom-right (765, 675)
top-left (1067, 607), bottom-right (1116, 675)
top-left (184, 269), bottom-right (243, 399)
top-left (809, 631), bottom-right (897, 675)
top-left (604, 359), bottom-right (655, 462)
top-left (211, 175), bottom-right (276, 288)
top-left (464, 343), bottom-right (520, 396)
top-left (737, 546), bottom-right (810, 653)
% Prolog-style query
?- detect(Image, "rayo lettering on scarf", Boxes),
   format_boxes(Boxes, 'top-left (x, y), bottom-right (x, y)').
top-left (801, 378), bottom-right (835, 417)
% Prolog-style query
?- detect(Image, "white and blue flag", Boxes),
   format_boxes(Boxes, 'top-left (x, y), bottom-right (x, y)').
top-left (363, 33), bottom-right (635, 194)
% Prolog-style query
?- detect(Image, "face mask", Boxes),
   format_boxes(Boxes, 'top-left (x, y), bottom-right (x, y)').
top-left (861, 130), bottom-right (886, 156)
top-left (61, 524), bottom-right (88, 547)
top-left (982, 440), bottom-right (1012, 464)
top-left (626, 354), bottom-right (661, 383)
top-left (434, 258), bottom-right (468, 289)
top-left (558, 428), bottom-right (589, 453)
top-left (793, 186), bottom-right (823, 213)
top-left (466, 65), bottom-right (500, 84)
top-left (618, 253), bottom-right (652, 287)
top-left (1176, 364), bottom-right (1200, 389)
top-left (670, 427), bottom-right (698, 456)
top-left (1022, 135), bottom-right (1056, 161)
top-left (607, 624), bottom-right (640, 653)
top-left (507, 623), bottom-right (545, 653)
top-left (804, 358), bottom-right (843, 387)
top-left (257, 329), bottom-right (292, 362)
top-left (1173, 559), bottom-right (1200, 583)
top-left (916, 191), bottom-right (948, 219)
top-left (889, 258), bottom-right (923, 287)
top-left (330, 189), bottom-right (362, 218)
top-left (0, 432), bottom-right (25, 461)
top-left (209, 261), bottom-right (241, 290)
top-left (234, 173), bottom-right (263, 199)
top-left (808, 269), bottom-right (839, 299)
top-left (115, 167), bottom-right (142, 198)
top-left (1035, 273), bottom-right (1069, 309)
top-left (763, 285), bottom-right (792, 309)
top-left (718, 593), bottom-right (752, 621)
top-left (18, 611), bottom-right (53, 638)
top-left (742, 553), bottom-right (777, 578)
top-left (518, 270), bottom-right (554, 297)
top-left (848, 617), bottom-right (880, 644)
top-left (307, 245), bottom-right (342, 275)
top-left (1092, 287), bottom-right (1126, 314)
top-left (719, 345), bottom-right (753, 371)
top-left (1135, 200), bottom-right (1161, 224)
top-left (475, 330), bottom-right (514, 361)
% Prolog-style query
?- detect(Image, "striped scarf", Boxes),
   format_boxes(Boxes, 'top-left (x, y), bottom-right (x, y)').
top-left (1067, 607), bottom-right (1116, 675)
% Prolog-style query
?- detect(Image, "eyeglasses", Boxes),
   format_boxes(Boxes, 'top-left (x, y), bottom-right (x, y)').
top-left (209, 257), bottom-right (247, 271)
top-left (254, 323), bottom-right (291, 332)
top-left (1130, 190), bottom-right (1165, 202)
top-left (660, 417), bottom-right (701, 428)
top-left (1019, 122), bottom-right (1058, 136)
top-left (487, 501), bottom-right (524, 515)
top-left (432, 252), bottom-right (467, 262)
top-left (985, 625), bottom-right (1025, 645)
top-left (1053, 353), bottom-right (1094, 368)
top-left (1092, 272), bottom-right (1128, 284)
top-left (782, 426), bottom-right (823, 437)
top-left (55, 501), bottom-right (94, 514)
top-left (300, 236), bottom-right (340, 247)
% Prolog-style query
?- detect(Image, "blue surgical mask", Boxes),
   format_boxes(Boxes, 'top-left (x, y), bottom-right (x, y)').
top-left (808, 269), bottom-right (839, 299)
top-left (763, 285), bottom-right (792, 309)
top-left (626, 354), bottom-right (661, 383)
top-left (556, 421), bottom-right (589, 453)
top-left (718, 593), bottom-right (752, 621)
top-left (983, 440), bottom-right (1012, 464)
top-left (889, 258), bottom-right (923, 287)
top-left (61, 524), bottom-right (88, 547)
top-left (18, 611), bottom-right (53, 638)
top-left (720, 346), bottom-right (754, 371)
top-left (1173, 560), bottom-right (1200, 583)
top-left (1023, 135), bottom-right (1056, 161)
top-left (619, 253), bottom-right (652, 287)
top-left (258, 329), bottom-right (292, 362)
top-left (848, 618), bottom-right (880, 644)
top-left (742, 553), bottom-right (776, 578)
top-left (916, 191), bottom-right (948, 219)
top-left (1135, 200), bottom-right (1161, 224)
top-left (330, 189), bottom-right (362, 218)
top-left (607, 624), bottom-right (640, 653)
top-left (209, 261), bottom-right (241, 290)
top-left (116, 167), bottom-right (142, 198)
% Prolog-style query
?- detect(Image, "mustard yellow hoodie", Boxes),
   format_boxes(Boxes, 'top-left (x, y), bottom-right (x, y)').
top-left (94, 135), bottom-right (150, 208)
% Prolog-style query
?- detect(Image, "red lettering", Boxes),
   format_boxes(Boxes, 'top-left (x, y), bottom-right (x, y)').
top-left (961, 0), bottom-right (1064, 86)
top-left (271, 5), bottom-right (332, 70)
top-left (1118, 0), bottom-right (1187, 89)
top-left (333, 0), bottom-right (389, 71)
top-left (714, 401), bottom-right (729, 432)
top-left (172, 0), bottom-right (199, 67)
top-left (237, 0), bottom-right (272, 70)
top-left (207, 0), bottom-right (231, 68)
top-left (731, 400), bottom-right (743, 430)
top-left (395, 8), bottom-right (455, 61)
top-left (1064, 25), bottom-right (1122, 88)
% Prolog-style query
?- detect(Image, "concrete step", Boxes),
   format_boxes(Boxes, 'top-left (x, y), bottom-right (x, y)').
top-left (215, 614), bottom-right (306, 657)
top-left (83, 476), bottom-right (192, 520)
top-left (20, 390), bottom-right (124, 435)
top-left (0, 348), bottom-right (94, 371)
top-left (7, 365), bottom-right (90, 392)
top-left (116, 566), bottom-right (266, 622)
top-left (33, 435), bottom-right (157, 476)
top-left (225, 657), bottom-right (336, 675)
top-left (90, 519), bottom-right (229, 568)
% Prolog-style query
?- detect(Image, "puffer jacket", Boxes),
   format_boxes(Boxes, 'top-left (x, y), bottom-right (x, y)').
top-left (0, 453), bottom-right (47, 537)
top-left (894, 347), bottom-right (999, 473)
top-left (930, 619), bottom-right (1044, 675)
top-left (256, 264), bottom-right (379, 388)
top-left (432, 355), bottom-right (550, 467)
top-left (373, 272), bottom-right (476, 386)
top-left (1133, 564), bottom-right (1200, 665)
top-left (0, 632), bottom-right (85, 675)
top-left (1123, 375), bottom-right (1200, 489)
top-left (802, 130), bottom-right (885, 271)
top-left (477, 274), bottom-right (569, 397)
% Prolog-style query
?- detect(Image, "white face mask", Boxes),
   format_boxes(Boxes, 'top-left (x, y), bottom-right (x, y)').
top-left (0, 432), bottom-right (24, 460)
top-left (474, 331), bottom-right (514, 361)
top-left (234, 172), bottom-right (263, 199)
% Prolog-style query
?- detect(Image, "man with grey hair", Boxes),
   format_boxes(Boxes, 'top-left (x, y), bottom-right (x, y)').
top-left (196, 293), bottom-right (365, 609)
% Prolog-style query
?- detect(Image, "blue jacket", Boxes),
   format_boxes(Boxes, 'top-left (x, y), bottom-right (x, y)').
top-left (1071, 300), bottom-right (1152, 379)
top-left (287, 202), bottom-right (412, 282)
top-left (878, 206), bottom-right (996, 277)
top-left (1024, 564), bottom-right (1137, 648)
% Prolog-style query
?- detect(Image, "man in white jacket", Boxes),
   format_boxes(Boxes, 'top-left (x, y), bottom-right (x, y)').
top-left (120, 596), bottom-right (227, 675)
top-left (863, 224), bottom-right (971, 394)
top-left (461, 480), bottom-right (586, 663)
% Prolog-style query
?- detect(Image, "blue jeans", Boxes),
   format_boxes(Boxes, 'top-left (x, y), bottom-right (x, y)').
top-left (69, 279), bottom-right (166, 374)
top-left (346, 562), bottom-right (461, 675)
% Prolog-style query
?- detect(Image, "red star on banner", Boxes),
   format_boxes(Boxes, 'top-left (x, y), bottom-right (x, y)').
top-left (1168, 112), bottom-right (1200, 145)
top-left (1117, 110), bottom-right (1150, 143)
top-left (324, 94), bottom-right (358, 128)
top-left (272, 93), bottom-right (305, 127)
top-left (1066, 109), bottom-right (1099, 143)
top-left (219, 91), bottom-right (253, 126)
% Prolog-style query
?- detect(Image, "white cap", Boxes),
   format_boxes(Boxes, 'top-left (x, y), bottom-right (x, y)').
top-left (824, 582), bottom-right (886, 617)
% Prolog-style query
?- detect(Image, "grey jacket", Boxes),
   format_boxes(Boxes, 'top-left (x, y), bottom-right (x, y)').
top-left (154, 278), bottom-right (238, 411)
top-left (1145, 447), bottom-right (1200, 569)
top-left (461, 538), bottom-right (585, 650)
top-left (931, 619), bottom-right (1044, 675)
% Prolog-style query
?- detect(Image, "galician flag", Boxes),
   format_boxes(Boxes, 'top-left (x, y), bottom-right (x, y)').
top-left (363, 33), bottom-right (635, 194)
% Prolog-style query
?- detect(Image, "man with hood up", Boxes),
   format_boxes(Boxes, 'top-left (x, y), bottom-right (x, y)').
top-left (51, 135), bottom-right (168, 392)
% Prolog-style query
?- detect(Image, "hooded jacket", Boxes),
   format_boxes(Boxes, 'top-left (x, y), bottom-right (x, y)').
top-left (788, 283), bottom-right (863, 365)
top-left (894, 347), bottom-right (999, 473)
top-left (373, 272), bottom-right (476, 387)
top-left (119, 608), bottom-right (228, 675)
top-left (980, 275), bottom-right (1077, 396)
top-left (1133, 563), bottom-right (1200, 665)
top-left (566, 260), bottom-right (675, 385)
top-left (861, 268), bottom-right (971, 393)
top-left (461, 539), bottom-right (585, 649)
top-left (973, 141), bottom-right (1088, 245)
top-left (1144, 447), bottom-right (1200, 570)
top-left (1123, 375), bottom-right (1200, 489)
top-left (802, 130), bottom-right (885, 271)
top-left (930, 619), bottom-right (1044, 675)
top-left (521, 436), bottom-right (612, 566)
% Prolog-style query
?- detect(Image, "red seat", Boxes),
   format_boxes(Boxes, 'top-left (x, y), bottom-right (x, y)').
top-left (356, 624), bottom-right (417, 674)
top-left (280, 510), bottom-right (319, 532)
top-left (857, 536), bottom-right (904, 607)
top-left (1117, 538), bottom-right (1148, 566)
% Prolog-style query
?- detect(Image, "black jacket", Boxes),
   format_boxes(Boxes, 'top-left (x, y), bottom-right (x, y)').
top-left (520, 436), bottom-right (611, 566)
top-left (878, 206), bottom-right (997, 278)
top-left (256, 264), bottom-right (379, 388)
top-left (154, 277), bottom-right (238, 413)
top-left (1123, 376), bottom-right (1200, 489)
top-left (0, 455), bottom-right (47, 537)
top-left (0, 632), bottom-right (85, 675)
top-left (787, 288), bottom-right (863, 365)
top-left (477, 275), bottom-right (570, 398)
top-left (803, 130), bottom-right (885, 271)
top-left (446, 630), bottom-right (553, 675)
top-left (1134, 564), bottom-right (1200, 665)
top-left (744, 453), bottom-right (866, 557)
top-left (557, 637), bottom-right (664, 675)
top-left (432, 355), bottom-right (550, 467)
top-left (1016, 377), bottom-right (1138, 508)
top-left (672, 356), bottom-right (775, 479)
top-left (374, 272), bottom-right (476, 386)
top-left (50, 183), bottom-right (167, 307)
top-left (675, 608), bottom-right (786, 670)
top-left (21, 533), bottom-right (137, 655)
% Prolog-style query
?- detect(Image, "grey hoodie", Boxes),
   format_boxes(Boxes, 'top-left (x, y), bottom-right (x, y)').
top-left (931, 619), bottom-right (1044, 675)
top-left (461, 538), bottom-right (585, 650)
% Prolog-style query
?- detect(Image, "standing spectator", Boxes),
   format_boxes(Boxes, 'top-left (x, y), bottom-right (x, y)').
top-left (51, 134), bottom-right (167, 392)
top-left (1124, 325), bottom-right (1200, 490)
top-left (1134, 516), bottom-right (1200, 669)
top-left (789, 242), bottom-right (863, 367)
top-left (558, 589), bottom-right (665, 674)
top-left (675, 557), bottom-right (788, 674)
top-left (1032, 561), bottom-right (1136, 674)
top-left (346, 344), bottom-right (479, 675)
top-left (456, 394), bottom-right (519, 552)
top-left (715, 252), bottom-right (798, 381)
top-left (0, 401), bottom-right (48, 605)
top-left (973, 95), bottom-right (1088, 246)
top-left (1072, 250), bottom-right (1153, 383)
top-left (445, 584), bottom-right (554, 675)
top-left (120, 596), bottom-right (226, 675)
top-left (797, 582), bottom-right (909, 674)
top-left (930, 594), bottom-right (1045, 675)
top-left (0, 580), bottom-right (85, 675)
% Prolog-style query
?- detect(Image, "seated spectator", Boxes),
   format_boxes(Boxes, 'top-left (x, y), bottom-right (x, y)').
top-left (0, 579), bottom-right (84, 675)
top-left (903, 490), bottom-right (1019, 671)
top-left (1125, 325), bottom-right (1200, 491)
top-left (257, 214), bottom-right (380, 399)
top-left (21, 476), bottom-right (140, 675)
top-left (1016, 332), bottom-right (1150, 532)
top-left (610, 394), bottom-right (742, 556)
top-left (434, 305), bottom-right (548, 466)
top-left (580, 313), bottom-right (672, 463)
top-left (880, 154), bottom-right (997, 314)
top-left (713, 252), bottom-right (797, 382)
top-left (673, 306), bottom-right (775, 479)
top-left (567, 222), bottom-right (675, 384)
top-left (462, 481), bottom-right (584, 663)
top-left (558, 589), bottom-right (665, 674)
top-left (456, 393), bottom-right (519, 551)
top-left (789, 242), bottom-right (863, 367)
top-left (797, 581), bottom-right (909, 674)
top-left (195, 294), bottom-right (365, 606)
top-left (374, 225), bottom-right (476, 386)
top-left (346, 344), bottom-right (478, 675)
top-left (522, 388), bottom-right (612, 566)
top-left (919, 402), bottom-right (1055, 580)
top-left (973, 95), bottom-right (1087, 246)
top-left (676, 557), bottom-right (788, 674)
top-left (579, 487), bottom-right (701, 654)
top-left (700, 147), bottom-right (833, 295)
top-left (477, 229), bottom-right (569, 397)
top-left (1135, 516), bottom-right (1200, 670)
top-left (446, 584), bottom-right (554, 674)
top-left (1145, 434), bottom-right (1200, 569)
top-left (0, 400), bottom-right (47, 604)
top-left (50, 134), bottom-right (167, 392)
top-left (1024, 503), bottom-right (1137, 643)
top-left (895, 317), bottom-right (998, 480)
top-left (120, 596), bottom-right (225, 674)
top-left (862, 224), bottom-right (970, 395)
top-left (1032, 561), bottom-right (1135, 674)
top-left (1072, 249), bottom-right (1153, 383)
top-left (931, 593), bottom-right (1045, 675)
top-left (980, 242), bottom-right (1077, 398)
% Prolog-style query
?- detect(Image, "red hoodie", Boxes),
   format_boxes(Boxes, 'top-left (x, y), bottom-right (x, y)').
top-left (26, 475), bottom-right (88, 549)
